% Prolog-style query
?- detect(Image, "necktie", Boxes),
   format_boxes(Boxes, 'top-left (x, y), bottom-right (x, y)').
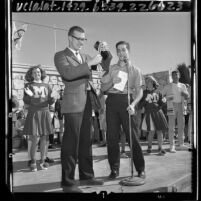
top-left (75, 51), bottom-right (82, 63)
top-left (75, 51), bottom-right (90, 90)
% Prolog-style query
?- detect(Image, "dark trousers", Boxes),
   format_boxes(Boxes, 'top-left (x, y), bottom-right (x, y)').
top-left (49, 134), bottom-right (54, 144)
top-left (106, 93), bottom-right (145, 173)
top-left (61, 92), bottom-right (94, 187)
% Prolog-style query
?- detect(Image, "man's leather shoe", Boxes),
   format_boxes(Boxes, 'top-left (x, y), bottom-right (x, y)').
top-left (108, 170), bottom-right (119, 180)
top-left (62, 185), bottom-right (83, 193)
top-left (138, 171), bottom-right (146, 179)
top-left (82, 178), bottom-right (104, 185)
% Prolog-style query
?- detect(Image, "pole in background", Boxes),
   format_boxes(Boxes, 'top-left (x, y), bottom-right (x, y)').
top-left (54, 24), bottom-right (57, 53)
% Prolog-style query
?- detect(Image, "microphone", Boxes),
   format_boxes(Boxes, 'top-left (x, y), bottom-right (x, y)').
top-left (123, 56), bottom-right (129, 64)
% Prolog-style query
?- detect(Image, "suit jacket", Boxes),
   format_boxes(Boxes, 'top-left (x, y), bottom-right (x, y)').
top-left (54, 47), bottom-right (112, 113)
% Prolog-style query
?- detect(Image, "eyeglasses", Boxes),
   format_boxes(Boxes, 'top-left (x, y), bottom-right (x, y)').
top-left (71, 35), bottom-right (87, 42)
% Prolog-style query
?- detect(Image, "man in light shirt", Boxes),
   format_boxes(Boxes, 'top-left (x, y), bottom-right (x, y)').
top-left (162, 70), bottom-right (189, 153)
top-left (101, 41), bottom-right (145, 180)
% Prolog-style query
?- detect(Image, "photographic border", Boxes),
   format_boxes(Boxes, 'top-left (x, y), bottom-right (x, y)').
top-left (5, 0), bottom-right (198, 200)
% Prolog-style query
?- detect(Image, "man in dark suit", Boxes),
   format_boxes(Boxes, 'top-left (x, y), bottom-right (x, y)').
top-left (54, 26), bottom-right (112, 193)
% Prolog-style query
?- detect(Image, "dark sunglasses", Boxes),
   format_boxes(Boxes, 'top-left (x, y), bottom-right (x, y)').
top-left (71, 35), bottom-right (87, 42)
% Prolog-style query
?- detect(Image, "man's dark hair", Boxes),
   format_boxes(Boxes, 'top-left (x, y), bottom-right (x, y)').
top-left (171, 70), bottom-right (180, 77)
top-left (116, 41), bottom-right (130, 51)
top-left (25, 65), bottom-right (46, 82)
top-left (68, 26), bottom-right (85, 36)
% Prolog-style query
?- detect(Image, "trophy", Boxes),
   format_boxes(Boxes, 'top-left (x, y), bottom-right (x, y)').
top-left (94, 41), bottom-right (110, 60)
top-left (91, 41), bottom-right (110, 71)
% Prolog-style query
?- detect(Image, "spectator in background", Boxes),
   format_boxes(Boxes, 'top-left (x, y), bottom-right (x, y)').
top-left (162, 69), bottom-right (189, 153)
top-left (15, 110), bottom-right (26, 135)
top-left (55, 89), bottom-right (64, 144)
top-left (12, 95), bottom-right (19, 111)
top-left (49, 105), bottom-right (56, 149)
top-left (23, 65), bottom-right (57, 171)
top-left (161, 97), bottom-right (168, 141)
top-left (183, 98), bottom-right (189, 142)
top-left (186, 84), bottom-right (192, 147)
top-left (139, 82), bottom-right (147, 141)
top-left (133, 102), bottom-right (143, 140)
top-left (140, 76), bottom-right (168, 155)
top-left (15, 111), bottom-right (27, 148)
top-left (12, 95), bottom-right (19, 138)
top-left (177, 64), bottom-right (192, 147)
top-left (139, 107), bottom-right (147, 141)
top-left (52, 111), bottom-right (61, 145)
top-left (133, 75), bottom-right (146, 140)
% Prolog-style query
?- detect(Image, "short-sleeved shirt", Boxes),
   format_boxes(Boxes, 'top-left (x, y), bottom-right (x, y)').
top-left (101, 61), bottom-right (142, 95)
top-left (162, 82), bottom-right (188, 103)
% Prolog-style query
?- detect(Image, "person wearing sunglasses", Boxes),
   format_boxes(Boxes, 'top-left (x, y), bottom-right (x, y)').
top-left (54, 26), bottom-right (112, 193)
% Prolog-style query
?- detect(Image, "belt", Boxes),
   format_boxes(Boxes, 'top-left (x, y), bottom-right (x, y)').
top-left (108, 93), bottom-right (133, 99)
top-left (108, 93), bottom-right (132, 96)
top-left (28, 106), bottom-right (49, 112)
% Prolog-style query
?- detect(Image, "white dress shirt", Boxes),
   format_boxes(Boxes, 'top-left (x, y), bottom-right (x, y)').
top-left (68, 47), bottom-right (82, 63)
top-left (172, 83), bottom-right (186, 103)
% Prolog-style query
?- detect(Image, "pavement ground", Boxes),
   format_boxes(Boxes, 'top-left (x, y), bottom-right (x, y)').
top-left (11, 140), bottom-right (193, 193)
